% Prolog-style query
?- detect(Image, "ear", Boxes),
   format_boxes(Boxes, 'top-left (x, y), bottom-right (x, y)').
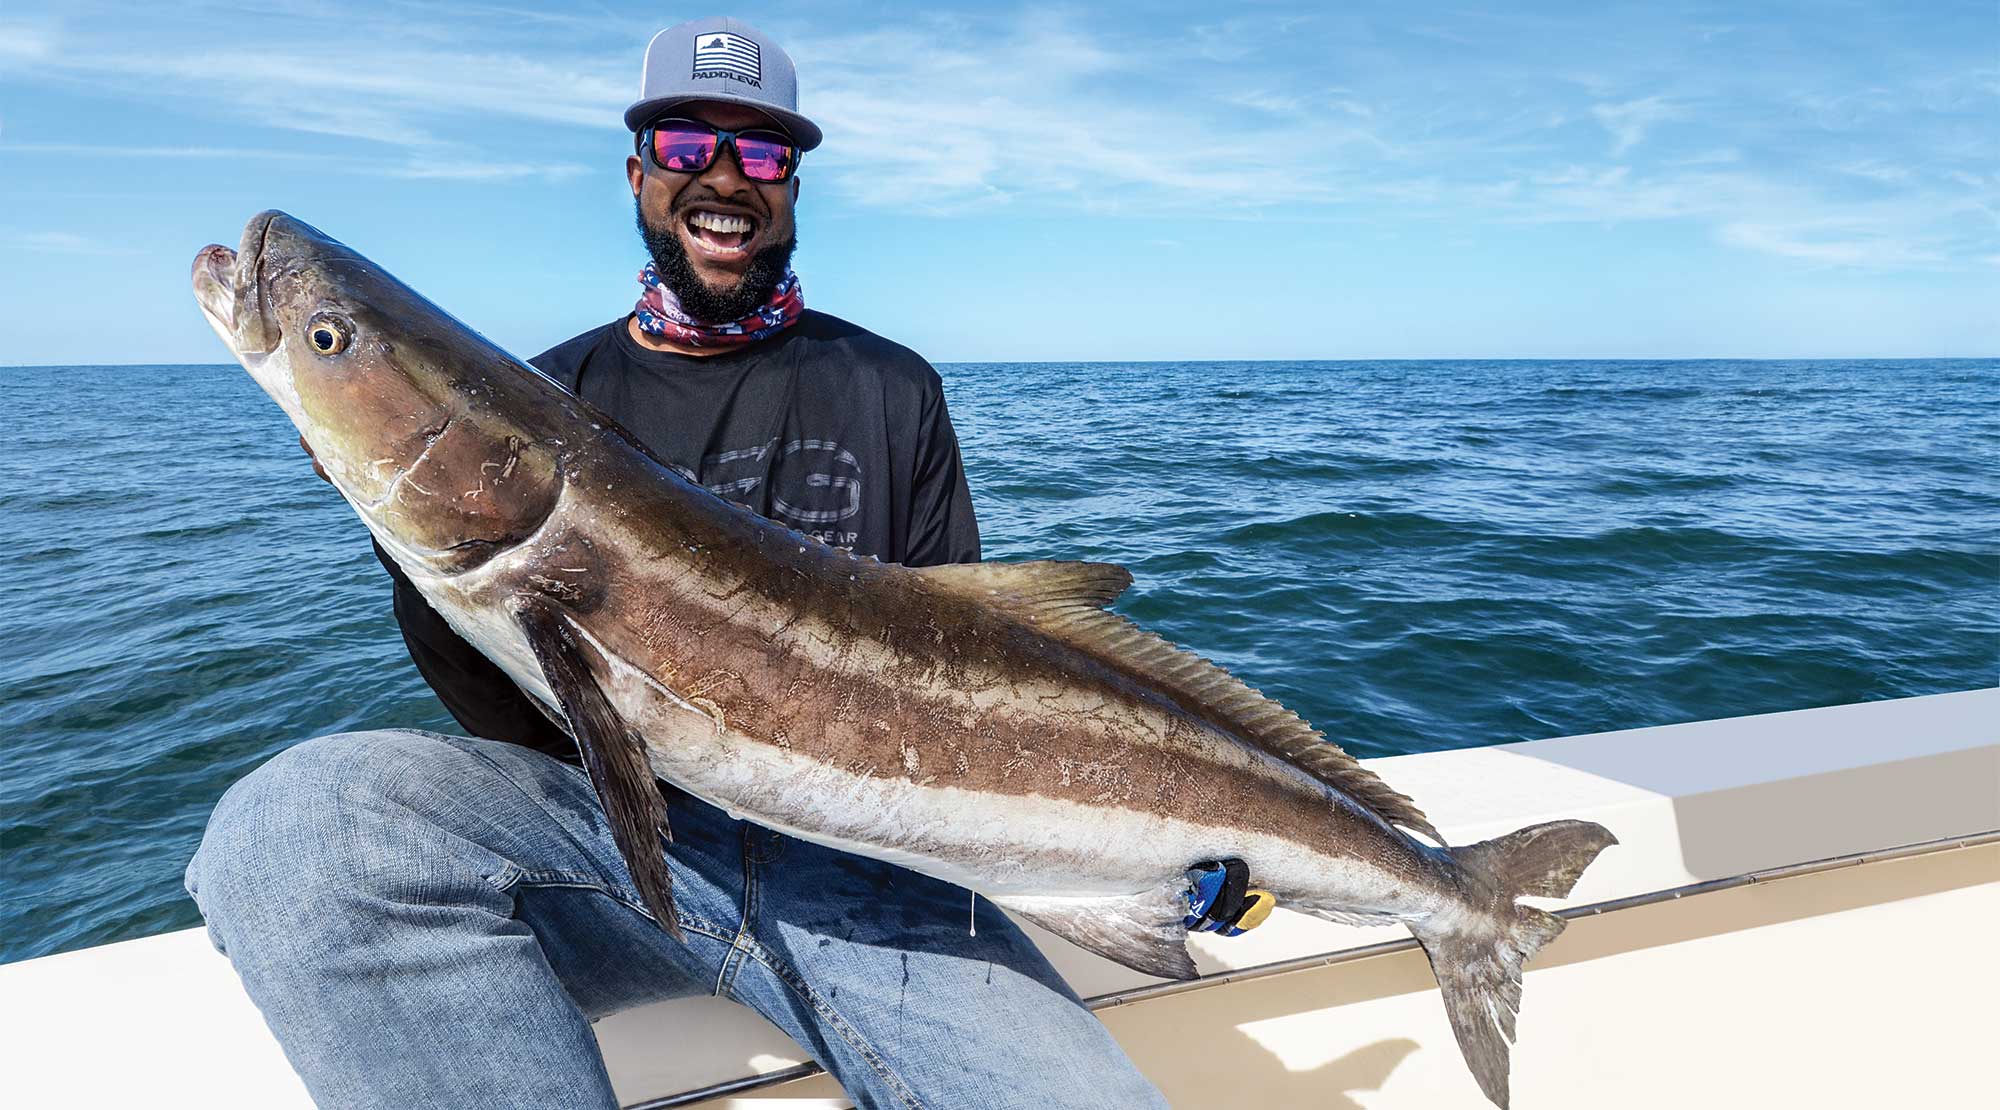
top-left (791, 176), bottom-right (802, 202)
top-left (627, 155), bottom-right (644, 198)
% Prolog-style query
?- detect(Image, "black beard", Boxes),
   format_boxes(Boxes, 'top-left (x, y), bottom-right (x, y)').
top-left (636, 200), bottom-right (797, 324)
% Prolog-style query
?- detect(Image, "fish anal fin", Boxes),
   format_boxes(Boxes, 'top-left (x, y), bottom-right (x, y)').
top-left (991, 884), bottom-right (1198, 981)
top-left (914, 560), bottom-right (1134, 612)
top-left (516, 598), bottom-right (683, 942)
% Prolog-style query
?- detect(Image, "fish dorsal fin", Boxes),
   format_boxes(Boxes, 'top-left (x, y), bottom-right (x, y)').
top-left (916, 560), bottom-right (1441, 843)
top-left (914, 559), bottom-right (1134, 611)
top-left (1056, 609), bottom-right (1445, 844)
top-left (924, 559), bottom-right (1442, 844)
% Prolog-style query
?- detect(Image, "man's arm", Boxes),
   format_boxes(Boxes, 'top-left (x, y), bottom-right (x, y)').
top-left (902, 375), bottom-right (981, 568)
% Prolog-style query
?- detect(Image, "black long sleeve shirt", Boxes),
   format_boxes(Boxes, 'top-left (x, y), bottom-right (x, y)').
top-left (374, 310), bottom-right (982, 759)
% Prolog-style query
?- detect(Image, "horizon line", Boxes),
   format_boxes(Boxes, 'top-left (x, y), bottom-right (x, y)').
top-left (5, 355), bottom-right (1997, 370)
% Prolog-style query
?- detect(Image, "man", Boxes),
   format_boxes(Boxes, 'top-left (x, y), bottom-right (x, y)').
top-left (188, 17), bottom-right (1261, 1109)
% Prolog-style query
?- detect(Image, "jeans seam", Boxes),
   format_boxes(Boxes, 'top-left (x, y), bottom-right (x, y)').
top-left (712, 826), bottom-right (759, 997)
top-left (735, 939), bottom-right (926, 1110)
top-left (500, 867), bottom-right (736, 941)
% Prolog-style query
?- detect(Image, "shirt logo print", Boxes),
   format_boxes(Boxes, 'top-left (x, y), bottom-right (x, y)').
top-left (676, 437), bottom-right (863, 531)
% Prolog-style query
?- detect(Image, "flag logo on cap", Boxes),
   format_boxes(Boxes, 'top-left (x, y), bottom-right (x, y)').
top-left (692, 32), bottom-right (761, 85)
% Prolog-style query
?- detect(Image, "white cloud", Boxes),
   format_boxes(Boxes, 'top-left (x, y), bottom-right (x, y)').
top-left (0, 22), bottom-right (55, 61)
top-left (0, 141), bottom-right (589, 183)
top-left (3, 141), bottom-right (327, 160)
top-left (1837, 159), bottom-right (1914, 185)
top-left (1718, 221), bottom-right (1938, 268)
top-left (1590, 96), bottom-right (1680, 155)
top-left (0, 2), bottom-right (632, 152)
top-left (1672, 148), bottom-right (1742, 166)
top-left (789, 16), bottom-right (1393, 213)
top-left (0, 229), bottom-right (124, 254)
top-left (75, 47), bottom-right (628, 147)
top-left (2, 1), bottom-right (1993, 271)
top-left (1530, 165), bottom-right (1631, 188)
top-left (388, 160), bottom-right (592, 182)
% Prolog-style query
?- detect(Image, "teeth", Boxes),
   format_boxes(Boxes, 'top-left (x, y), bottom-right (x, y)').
top-left (689, 211), bottom-right (753, 235)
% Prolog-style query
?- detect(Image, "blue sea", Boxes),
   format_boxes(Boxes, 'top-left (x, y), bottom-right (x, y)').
top-left (2, 358), bottom-right (1996, 964)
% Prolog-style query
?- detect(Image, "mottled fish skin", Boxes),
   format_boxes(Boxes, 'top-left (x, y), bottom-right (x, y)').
top-left (196, 212), bottom-right (1616, 1109)
top-left (429, 455), bottom-right (1439, 909)
top-left (409, 468), bottom-right (1363, 903)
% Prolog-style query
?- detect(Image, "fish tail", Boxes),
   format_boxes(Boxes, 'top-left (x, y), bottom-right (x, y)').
top-left (1414, 819), bottom-right (1618, 1109)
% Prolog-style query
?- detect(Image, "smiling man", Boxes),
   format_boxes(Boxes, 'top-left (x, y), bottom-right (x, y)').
top-left (186, 16), bottom-right (1177, 1110)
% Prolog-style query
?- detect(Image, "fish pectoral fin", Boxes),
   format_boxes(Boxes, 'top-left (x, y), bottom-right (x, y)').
top-left (990, 884), bottom-right (1199, 981)
top-left (516, 598), bottom-right (683, 942)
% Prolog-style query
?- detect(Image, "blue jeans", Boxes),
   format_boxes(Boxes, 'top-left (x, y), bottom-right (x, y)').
top-left (185, 729), bottom-right (1166, 1109)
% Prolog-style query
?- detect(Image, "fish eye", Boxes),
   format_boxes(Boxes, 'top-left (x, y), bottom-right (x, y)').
top-left (305, 313), bottom-right (350, 356)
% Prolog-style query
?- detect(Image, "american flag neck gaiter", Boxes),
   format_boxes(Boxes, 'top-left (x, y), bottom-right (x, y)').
top-left (633, 262), bottom-right (803, 349)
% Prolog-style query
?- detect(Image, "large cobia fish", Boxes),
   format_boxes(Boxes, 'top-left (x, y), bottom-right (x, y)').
top-left (194, 211), bottom-right (1615, 1108)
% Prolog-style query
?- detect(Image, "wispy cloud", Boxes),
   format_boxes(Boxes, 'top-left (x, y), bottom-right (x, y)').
top-left (2, 0), bottom-right (1996, 364)
top-left (793, 15), bottom-right (1402, 213)
top-left (3, 1), bottom-right (1996, 271)
top-left (2, 1), bottom-right (633, 154)
top-left (1719, 221), bottom-right (1938, 267)
top-left (0, 141), bottom-right (592, 183)
top-left (387, 160), bottom-right (593, 182)
top-left (1590, 96), bottom-right (1681, 155)
top-left (0, 21), bottom-right (56, 60)
top-left (0, 229), bottom-right (126, 255)
top-left (1836, 160), bottom-right (1914, 185)
top-left (26, 47), bottom-right (627, 149)
top-left (3, 142), bottom-right (329, 160)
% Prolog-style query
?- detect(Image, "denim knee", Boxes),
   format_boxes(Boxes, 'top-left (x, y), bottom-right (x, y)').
top-left (184, 729), bottom-right (477, 952)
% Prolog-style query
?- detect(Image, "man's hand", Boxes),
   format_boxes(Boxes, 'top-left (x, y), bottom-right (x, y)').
top-left (300, 435), bottom-right (331, 483)
top-left (1183, 859), bottom-right (1276, 937)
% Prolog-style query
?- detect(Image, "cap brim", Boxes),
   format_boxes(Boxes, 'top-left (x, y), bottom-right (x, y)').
top-left (624, 94), bottom-right (823, 151)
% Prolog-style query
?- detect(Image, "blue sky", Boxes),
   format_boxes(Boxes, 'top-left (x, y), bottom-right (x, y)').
top-left (1, 1), bottom-right (1995, 364)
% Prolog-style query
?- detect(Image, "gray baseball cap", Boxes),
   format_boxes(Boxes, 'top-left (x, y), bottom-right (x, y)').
top-left (624, 17), bottom-right (823, 151)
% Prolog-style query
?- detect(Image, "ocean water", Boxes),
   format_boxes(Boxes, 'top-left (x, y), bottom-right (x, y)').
top-left (2, 358), bottom-right (1995, 964)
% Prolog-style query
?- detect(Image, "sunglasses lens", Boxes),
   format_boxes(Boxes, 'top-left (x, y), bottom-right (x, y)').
top-left (734, 133), bottom-right (796, 182)
top-left (651, 124), bottom-right (717, 172)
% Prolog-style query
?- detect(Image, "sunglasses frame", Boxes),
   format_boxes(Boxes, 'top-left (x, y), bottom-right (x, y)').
top-left (638, 117), bottom-right (802, 184)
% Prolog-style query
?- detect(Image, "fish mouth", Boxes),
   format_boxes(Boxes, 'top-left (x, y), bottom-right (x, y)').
top-left (192, 210), bottom-right (281, 355)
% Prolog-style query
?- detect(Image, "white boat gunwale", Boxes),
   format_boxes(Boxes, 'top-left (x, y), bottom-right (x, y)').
top-left (3, 688), bottom-right (1993, 1109)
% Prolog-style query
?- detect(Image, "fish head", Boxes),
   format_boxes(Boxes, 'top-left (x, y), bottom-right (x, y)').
top-left (193, 210), bottom-right (565, 574)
